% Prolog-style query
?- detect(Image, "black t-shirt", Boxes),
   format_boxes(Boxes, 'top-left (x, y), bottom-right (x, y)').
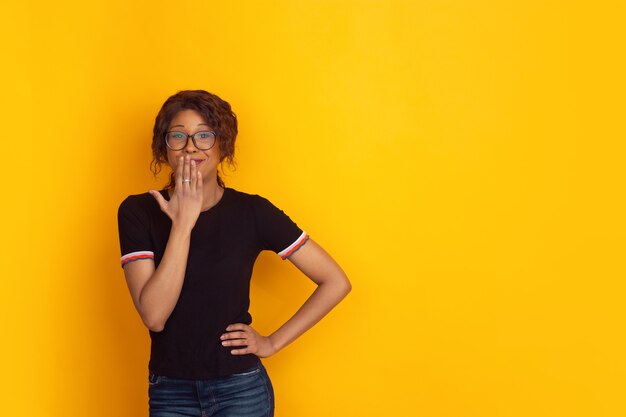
top-left (117, 186), bottom-right (309, 379)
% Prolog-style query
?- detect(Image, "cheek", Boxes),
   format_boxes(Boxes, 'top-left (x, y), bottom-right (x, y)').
top-left (212, 140), bottom-right (222, 157)
top-left (166, 152), bottom-right (177, 168)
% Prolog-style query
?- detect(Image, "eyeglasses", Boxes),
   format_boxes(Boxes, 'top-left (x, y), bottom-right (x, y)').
top-left (165, 131), bottom-right (217, 150)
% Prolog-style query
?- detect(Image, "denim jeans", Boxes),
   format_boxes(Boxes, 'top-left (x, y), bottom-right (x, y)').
top-left (148, 361), bottom-right (274, 417)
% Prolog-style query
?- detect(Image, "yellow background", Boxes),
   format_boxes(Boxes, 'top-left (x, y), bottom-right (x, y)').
top-left (1, 1), bottom-right (625, 416)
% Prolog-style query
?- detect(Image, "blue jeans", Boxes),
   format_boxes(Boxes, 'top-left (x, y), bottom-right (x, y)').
top-left (148, 361), bottom-right (274, 417)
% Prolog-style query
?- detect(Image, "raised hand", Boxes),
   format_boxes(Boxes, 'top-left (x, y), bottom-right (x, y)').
top-left (149, 155), bottom-right (204, 231)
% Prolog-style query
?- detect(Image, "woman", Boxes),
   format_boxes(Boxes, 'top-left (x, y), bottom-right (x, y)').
top-left (117, 89), bottom-right (351, 417)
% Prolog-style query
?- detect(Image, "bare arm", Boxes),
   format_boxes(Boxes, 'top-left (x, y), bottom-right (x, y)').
top-left (122, 225), bottom-right (192, 332)
top-left (122, 155), bottom-right (203, 332)
top-left (221, 238), bottom-right (352, 355)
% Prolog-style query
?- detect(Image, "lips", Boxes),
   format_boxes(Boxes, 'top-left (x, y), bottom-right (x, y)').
top-left (191, 159), bottom-right (204, 165)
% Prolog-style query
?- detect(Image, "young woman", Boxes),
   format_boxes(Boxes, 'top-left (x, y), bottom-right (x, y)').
top-left (117, 89), bottom-right (351, 417)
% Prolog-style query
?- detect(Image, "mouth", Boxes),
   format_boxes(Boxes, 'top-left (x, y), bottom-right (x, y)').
top-left (191, 159), bottom-right (205, 166)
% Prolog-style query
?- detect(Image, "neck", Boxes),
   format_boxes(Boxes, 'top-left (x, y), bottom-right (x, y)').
top-left (201, 180), bottom-right (224, 210)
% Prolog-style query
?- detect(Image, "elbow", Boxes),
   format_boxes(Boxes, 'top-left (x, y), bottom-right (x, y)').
top-left (137, 296), bottom-right (165, 332)
top-left (343, 276), bottom-right (352, 296)
top-left (318, 273), bottom-right (351, 299)
top-left (148, 322), bottom-right (165, 332)
top-left (141, 313), bottom-right (165, 333)
top-left (335, 273), bottom-right (352, 298)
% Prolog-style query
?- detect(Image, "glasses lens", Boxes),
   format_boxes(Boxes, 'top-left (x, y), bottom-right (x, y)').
top-left (193, 131), bottom-right (216, 149)
top-left (166, 132), bottom-right (187, 150)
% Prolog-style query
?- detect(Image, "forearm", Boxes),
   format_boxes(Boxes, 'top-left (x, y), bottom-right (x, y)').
top-left (268, 277), bottom-right (351, 352)
top-left (139, 225), bottom-right (192, 331)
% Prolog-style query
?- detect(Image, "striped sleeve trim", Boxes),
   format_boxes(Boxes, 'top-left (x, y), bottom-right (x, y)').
top-left (120, 251), bottom-right (155, 268)
top-left (278, 231), bottom-right (310, 260)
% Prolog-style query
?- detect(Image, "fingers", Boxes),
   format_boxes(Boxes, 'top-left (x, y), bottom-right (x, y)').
top-left (196, 162), bottom-right (203, 191)
top-left (175, 156), bottom-right (184, 190)
top-left (221, 324), bottom-right (254, 354)
top-left (183, 155), bottom-right (191, 188)
top-left (190, 159), bottom-right (197, 189)
top-left (221, 331), bottom-right (246, 340)
top-left (225, 323), bottom-right (248, 332)
top-left (222, 338), bottom-right (249, 347)
top-left (224, 334), bottom-right (254, 355)
top-left (221, 328), bottom-right (248, 347)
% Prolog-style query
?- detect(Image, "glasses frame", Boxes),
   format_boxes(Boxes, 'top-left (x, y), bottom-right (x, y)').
top-left (164, 130), bottom-right (217, 151)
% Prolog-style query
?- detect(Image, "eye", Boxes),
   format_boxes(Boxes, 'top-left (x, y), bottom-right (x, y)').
top-left (198, 132), bottom-right (212, 139)
top-left (172, 132), bottom-right (185, 139)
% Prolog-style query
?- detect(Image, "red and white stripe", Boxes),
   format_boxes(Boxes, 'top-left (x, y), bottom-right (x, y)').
top-left (278, 231), bottom-right (310, 260)
top-left (120, 251), bottom-right (154, 267)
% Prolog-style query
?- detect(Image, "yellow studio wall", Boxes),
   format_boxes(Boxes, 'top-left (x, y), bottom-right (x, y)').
top-left (1, 1), bottom-right (625, 416)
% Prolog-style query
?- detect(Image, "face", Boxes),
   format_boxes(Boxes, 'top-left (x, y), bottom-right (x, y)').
top-left (165, 109), bottom-right (221, 186)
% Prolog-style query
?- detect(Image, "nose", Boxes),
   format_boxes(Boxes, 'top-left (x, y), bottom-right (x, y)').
top-left (184, 136), bottom-right (198, 153)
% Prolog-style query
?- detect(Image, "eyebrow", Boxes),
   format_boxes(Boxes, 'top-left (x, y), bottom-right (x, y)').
top-left (169, 123), bottom-right (210, 129)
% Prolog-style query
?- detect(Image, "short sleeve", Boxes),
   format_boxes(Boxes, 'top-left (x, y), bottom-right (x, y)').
top-left (252, 195), bottom-right (310, 260)
top-left (117, 196), bottom-right (155, 268)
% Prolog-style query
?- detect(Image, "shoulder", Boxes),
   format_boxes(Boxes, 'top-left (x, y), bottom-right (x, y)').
top-left (223, 188), bottom-right (289, 225)
top-left (225, 187), bottom-right (272, 208)
top-left (118, 190), bottom-right (158, 216)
